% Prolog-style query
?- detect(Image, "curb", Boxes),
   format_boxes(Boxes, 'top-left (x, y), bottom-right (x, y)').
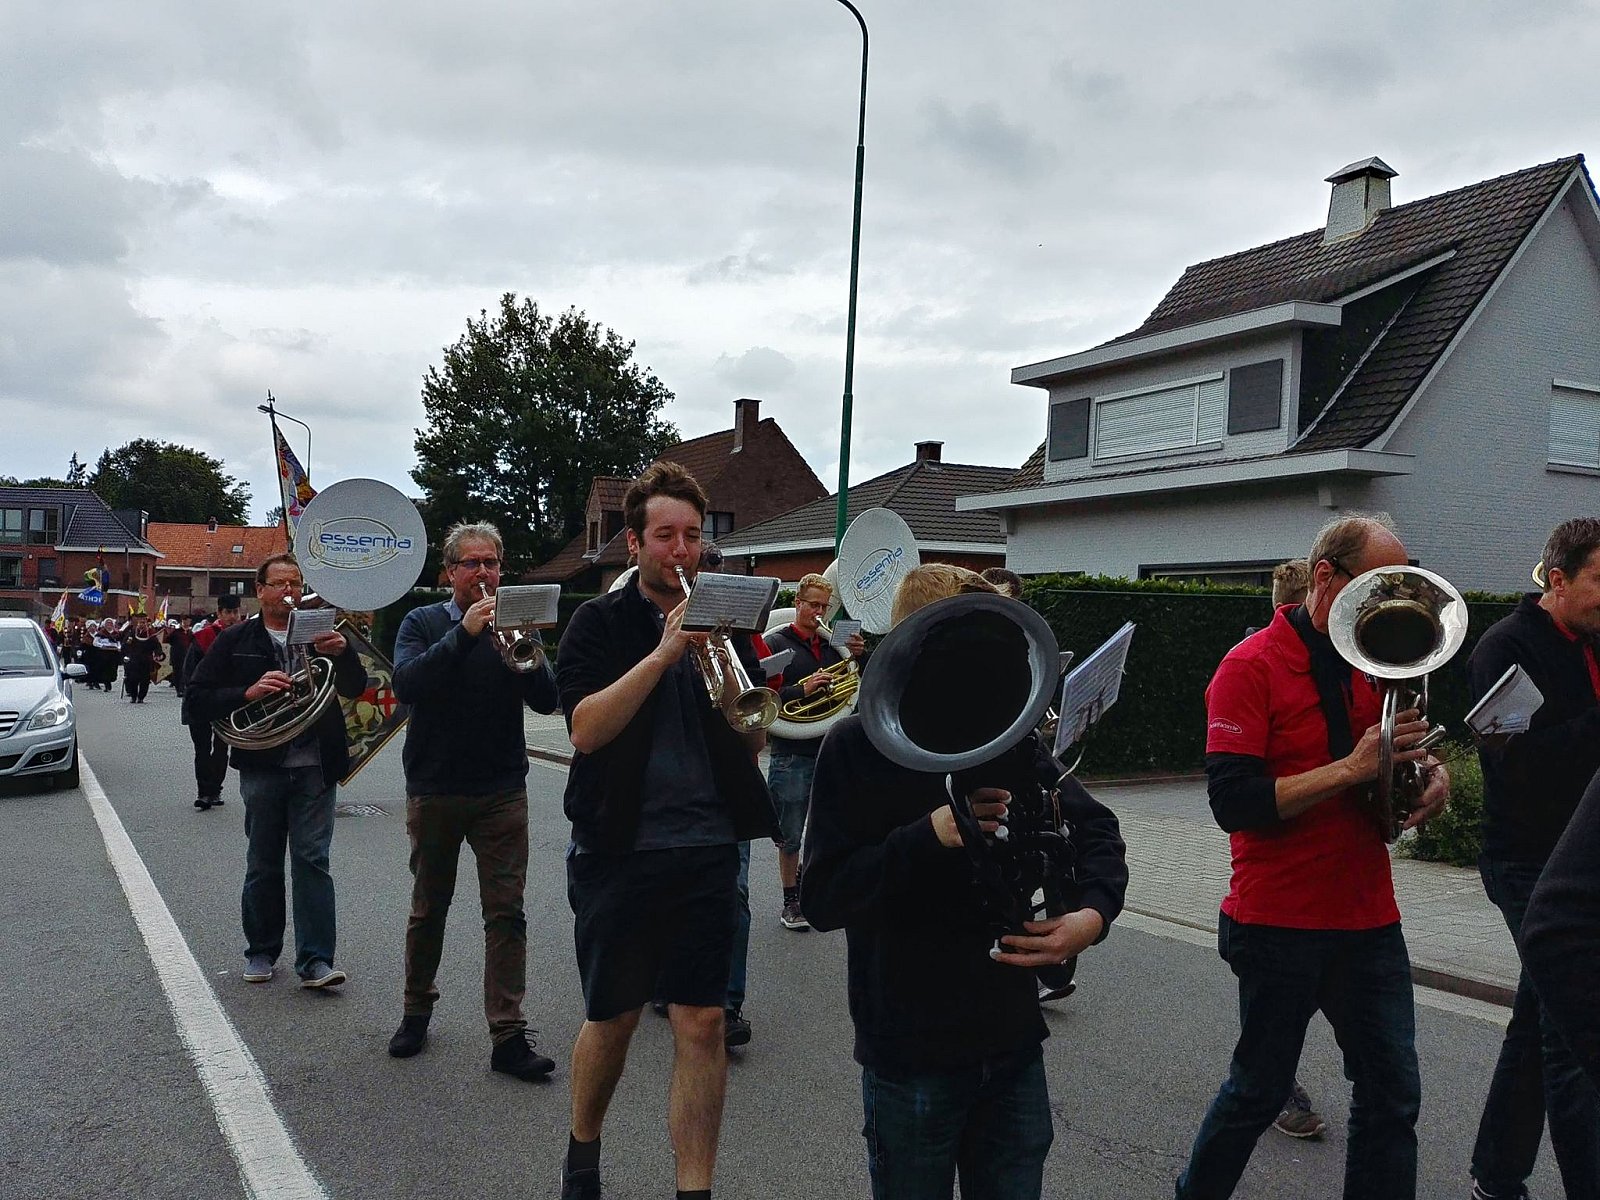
top-left (528, 746), bottom-right (574, 767)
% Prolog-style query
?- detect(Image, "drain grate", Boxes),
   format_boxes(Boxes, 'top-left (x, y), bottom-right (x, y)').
top-left (335, 803), bottom-right (388, 818)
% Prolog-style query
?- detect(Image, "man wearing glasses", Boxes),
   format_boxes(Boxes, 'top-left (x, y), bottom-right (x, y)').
top-left (189, 553), bottom-right (368, 990)
top-left (387, 522), bottom-right (561, 1082)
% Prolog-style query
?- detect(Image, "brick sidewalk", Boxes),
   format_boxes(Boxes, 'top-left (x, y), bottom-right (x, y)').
top-left (524, 712), bottom-right (1518, 1003)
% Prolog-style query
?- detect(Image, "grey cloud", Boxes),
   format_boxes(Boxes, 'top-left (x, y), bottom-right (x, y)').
top-left (712, 346), bottom-right (797, 393)
top-left (922, 101), bottom-right (1058, 183)
top-left (687, 253), bottom-right (794, 286)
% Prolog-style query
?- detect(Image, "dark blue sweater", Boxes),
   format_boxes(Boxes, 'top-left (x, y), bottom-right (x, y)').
top-left (392, 600), bottom-right (558, 796)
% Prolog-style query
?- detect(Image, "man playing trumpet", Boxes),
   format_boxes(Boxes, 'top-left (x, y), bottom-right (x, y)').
top-left (387, 521), bottom-right (561, 1082)
top-left (761, 572), bottom-right (865, 930)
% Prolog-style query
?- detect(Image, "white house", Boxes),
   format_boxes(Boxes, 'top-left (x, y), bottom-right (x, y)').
top-left (960, 155), bottom-right (1600, 592)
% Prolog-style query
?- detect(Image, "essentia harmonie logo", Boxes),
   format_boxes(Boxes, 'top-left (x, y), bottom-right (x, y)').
top-left (306, 517), bottom-right (418, 571)
top-left (854, 545), bottom-right (906, 603)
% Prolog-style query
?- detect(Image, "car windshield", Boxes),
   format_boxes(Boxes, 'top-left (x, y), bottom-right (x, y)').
top-left (0, 627), bottom-right (52, 676)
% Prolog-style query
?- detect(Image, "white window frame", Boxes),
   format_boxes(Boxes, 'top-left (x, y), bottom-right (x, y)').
top-left (1550, 379), bottom-right (1600, 470)
top-left (1091, 372), bottom-right (1225, 462)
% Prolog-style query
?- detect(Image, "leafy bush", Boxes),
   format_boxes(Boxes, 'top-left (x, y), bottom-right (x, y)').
top-left (1398, 742), bottom-right (1484, 866)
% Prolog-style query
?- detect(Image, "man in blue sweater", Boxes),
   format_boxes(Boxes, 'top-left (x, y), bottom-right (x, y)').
top-left (387, 521), bottom-right (561, 1082)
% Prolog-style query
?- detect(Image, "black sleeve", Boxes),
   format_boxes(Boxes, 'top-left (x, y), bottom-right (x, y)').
top-left (1471, 631), bottom-right (1600, 770)
top-left (556, 601), bottom-right (614, 729)
top-left (1054, 774), bottom-right (1128, 941)
top-left (332, 640), bottom-right (368, 700)
top-left (1522, 768), bottom-right (1600, 1087)
top-left (520, 659), bottom-right (560, 714)
top-left (1205, 752), bottom-right (1281, 832)
top-left (187, 630), bottom-right (252, 723)
top-left (392, 608), bottom-right (477, 704)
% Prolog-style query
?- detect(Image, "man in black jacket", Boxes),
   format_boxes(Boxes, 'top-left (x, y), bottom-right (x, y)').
top-left (188, 553), bottom-right (367, 990)
top-left (1467, 517), bottom-right (1600, 1200)
top-left (802, 564), bottom-right (1128, 1200)
top-left (181, 596), bottom-right (240, 811)
top-left (555, 462), bottom-right (777, 1200)
top-left (386, 520), bottom-right (560, 1082)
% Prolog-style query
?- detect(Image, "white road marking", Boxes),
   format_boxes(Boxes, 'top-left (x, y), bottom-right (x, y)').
top-left (1116, 909), bottom-right (1509, 1028)
top-left (78, 757), bottom-right (330, 1199)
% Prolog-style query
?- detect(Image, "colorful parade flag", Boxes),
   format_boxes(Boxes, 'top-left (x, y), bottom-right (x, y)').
top-left (78, 563), bottom-right (106, 606)
top-left (273, 423), bottom-right (317, 545)
top-left (155, 595), bottom-right (169, 624)
top-left (49, 591), bottom-right (68, 632)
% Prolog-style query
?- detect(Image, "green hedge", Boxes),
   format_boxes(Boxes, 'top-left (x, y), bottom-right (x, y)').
top-left (1397, 742), bottom-right (1485, 867)
top-left (1021, 574), bottom-right (1520, 779)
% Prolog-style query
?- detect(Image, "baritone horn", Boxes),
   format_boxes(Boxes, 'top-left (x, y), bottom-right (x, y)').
top-left (213, 593), bottom-right (341, 750)
top-left (1328, 565), bottom-right (1467, 842)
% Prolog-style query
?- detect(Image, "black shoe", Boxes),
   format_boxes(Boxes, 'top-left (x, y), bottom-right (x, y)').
top-left (650, 999), bottom-right (669, 1017)
top-left (559, 1164), bottom-right (601, 1200)
top-left (491, 1030), bottom-right (555, 1081)
top-left (388, 1014), bottom-right (429, 1058)
top-left (210, 796), bottom-right (224, 807)
top-left (195, 797), bottom-right (210, 810)
top-left (724, 1007), bottom-right (751, 1049)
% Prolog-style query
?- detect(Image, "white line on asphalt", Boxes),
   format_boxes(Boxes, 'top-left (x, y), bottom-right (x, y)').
top-left (1115, 909), bottom-right (1509, 1029)
top-left (78, 757), bottom-right (331, 1200)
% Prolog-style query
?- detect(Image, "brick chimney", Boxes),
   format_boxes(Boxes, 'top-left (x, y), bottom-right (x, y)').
top-left (732, 397), bottom-right (760, 453)
top-left (1323, 157), bottom-right (1397, 244)
top-left (914, 440), bottom-right (943, 463)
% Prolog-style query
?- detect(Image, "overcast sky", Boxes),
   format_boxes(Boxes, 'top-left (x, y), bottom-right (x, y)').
top-left (4, 0), bottom-right (1598, 522)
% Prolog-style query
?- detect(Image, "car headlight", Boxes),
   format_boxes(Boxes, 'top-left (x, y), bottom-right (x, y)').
top-left (25, 698), bottom-right (71, 731)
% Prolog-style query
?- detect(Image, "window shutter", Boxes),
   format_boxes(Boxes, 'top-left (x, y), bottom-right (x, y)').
top-left (1550, 387), bottom-right (1600, 468)
top-left (1227, 360), bottom-right (1284, 434)
top-left (1095, 384), bottom-right (1196, 458)
top-left (1048, 398), bottom-right (1090, 461)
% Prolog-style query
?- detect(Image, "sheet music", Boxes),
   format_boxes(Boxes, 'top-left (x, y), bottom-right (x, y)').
top-left (494, 584), bottom-right (560, 627)
top-left (286, 606), bottom-right (340, 645)
top-left (1053, 621), bottom-right (1136, 758)
top-left (828, 618), bottom-right (863, 649)
top-left (681, 573), bottom-right (780, 633)
top-left (758, 648), bottom-right (795, 679)
top-left (1465, 663), bottom-right (1545, 738)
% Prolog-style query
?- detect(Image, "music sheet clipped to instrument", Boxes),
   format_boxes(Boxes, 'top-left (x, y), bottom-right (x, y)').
top-left (681, 574), bottom-right (780, 633)
top-left (828, 619), bottom-right (863, 649)
top-left (1053, 620), bottom-right (1136, 758)
top-left (286, 607), bottom-right (340, 645)
top-left (494, 584), bottom-right (560, 627)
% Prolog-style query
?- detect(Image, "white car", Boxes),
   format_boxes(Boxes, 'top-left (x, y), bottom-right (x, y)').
top-left (0, 615), bottom-right (86, 788)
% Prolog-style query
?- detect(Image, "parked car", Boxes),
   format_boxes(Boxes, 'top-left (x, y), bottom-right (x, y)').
top-left (0, 616), bottom-right (85, 788)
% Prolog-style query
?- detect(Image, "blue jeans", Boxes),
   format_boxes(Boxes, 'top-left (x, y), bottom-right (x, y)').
top-left (240, 767), bottom-right (338, 977)
top-left (1472, 857), bottom-right (1600, 1197)
top-left (861, 1045), bottom-right (1053, 1200)
top-left (1176, 915), bottom-right (1420, 1200)
top-left (727, 840), bottom-right (751, 1011)
top-left (768, 752), bottom-right (816, 855)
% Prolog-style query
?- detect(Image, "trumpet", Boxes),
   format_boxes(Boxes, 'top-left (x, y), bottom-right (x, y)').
top-left (674, 566), bottom-right (779, 732)
top-left (479, 583), bottom-right (547, 673)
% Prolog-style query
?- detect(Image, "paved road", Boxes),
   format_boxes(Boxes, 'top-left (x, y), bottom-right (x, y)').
top-left (0, 684), bottom-right (1560, 1199)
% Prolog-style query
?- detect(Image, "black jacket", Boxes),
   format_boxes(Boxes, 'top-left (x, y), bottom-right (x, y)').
top-left (1469, 595), bottom-right (1600, 862)
top-left (187, 616), bottom-right (368, 777)
top-left (392, 600), bottom-right (558, 796)
top-left (556, 577), bottom-right (778, 852)
top-left (801, 715), bottom-right (1127, 1073)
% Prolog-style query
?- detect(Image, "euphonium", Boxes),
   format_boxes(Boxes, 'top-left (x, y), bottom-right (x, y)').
top-left (674, 566), bottom-right (779, 732)
top-left (479, 583), bottom-right (546, 673)
top-left (776, 622), bottom-right (860, 726)
top-left (213, 597), bottom-right (340, 751)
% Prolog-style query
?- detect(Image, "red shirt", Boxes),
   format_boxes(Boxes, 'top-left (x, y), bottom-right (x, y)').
top-left (1205, 606), bottom-right (1398, 930)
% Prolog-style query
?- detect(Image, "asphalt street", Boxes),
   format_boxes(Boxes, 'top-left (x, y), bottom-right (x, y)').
top-left (0, 683), bottom-right (1561, 1200)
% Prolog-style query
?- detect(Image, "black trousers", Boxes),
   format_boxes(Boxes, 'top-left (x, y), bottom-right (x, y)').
top-left (188, 720), bottom-right (229, 799)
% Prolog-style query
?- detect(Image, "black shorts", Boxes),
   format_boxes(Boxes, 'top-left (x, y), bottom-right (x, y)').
top-left (567, 843), bottom-right (740, 1022)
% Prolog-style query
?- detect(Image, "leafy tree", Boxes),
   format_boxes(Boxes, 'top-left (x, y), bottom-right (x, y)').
top-left (89, 439), bottom-right (251, 524)
top-left (0, 453), bottom-right (88, 490)
top-left (412, 294), bottom-right (678, 567)
top-left (264, 504), bottom-right (285, 528)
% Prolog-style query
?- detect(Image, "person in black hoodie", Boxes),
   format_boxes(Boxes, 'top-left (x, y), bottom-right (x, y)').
top-left (188, 553), bottom-right (367, 990)
top-left (1467, 516), bottom-right (1600, 1200)
top-left (802, 564), bottom-right (1127, 1200)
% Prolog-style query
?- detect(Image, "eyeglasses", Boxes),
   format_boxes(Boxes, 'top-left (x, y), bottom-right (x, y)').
top-left (452, 557), bottom-right (501, 571)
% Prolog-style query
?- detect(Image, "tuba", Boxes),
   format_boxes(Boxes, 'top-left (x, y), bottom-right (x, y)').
top-left (1328, 566), bottom-right (1467, 841)
top-left (675, 566), bottom-right (780, 732)
top-left (857, 592), bottom-right (1075, 947)
top-left (212, 596), bottom-right (341, 750)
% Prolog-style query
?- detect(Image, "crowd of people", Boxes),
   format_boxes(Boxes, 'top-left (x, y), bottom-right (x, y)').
top-left (55, 464), bottom-right (1600, 1200)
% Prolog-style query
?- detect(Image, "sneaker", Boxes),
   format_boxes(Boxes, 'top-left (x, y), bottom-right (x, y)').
top-left (388, 1014), bottom-right (430, 1058)
top-left (1272, 1083), bottom-right (1327, 1139)
top-left (491, 1030), bottom-right (556, 1081)
top-left (724, 1007), bottom-right (752, 1049)
top-left (243, 954), bottom-right (275, 983)
top-left (1037, 978), bottom-right (1077, 1004)
top-left (1471, 1184), bottom-right (1531, 1200)
top-left (780, 898), bottom-right (809, 930)
top-left (210, 797), bottom-right (224, 807)
top-left (300, 961), bottom-right (347, 989)
top-left (559, 1164), bottom-right (602, 1200)
top-left (194, 797), bottom-right (210, 810)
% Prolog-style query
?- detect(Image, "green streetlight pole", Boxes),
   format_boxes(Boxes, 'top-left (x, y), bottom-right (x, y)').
top-left (827, 0), bottom-right (868, 555)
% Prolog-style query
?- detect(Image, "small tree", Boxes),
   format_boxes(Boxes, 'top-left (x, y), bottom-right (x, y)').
top-left (90, 439), bottom-right (251, 524)
top-left (412, 294), bottom-right (678, 568)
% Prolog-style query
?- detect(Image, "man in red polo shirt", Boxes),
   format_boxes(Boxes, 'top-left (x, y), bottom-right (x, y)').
top-left (1174, 515), bottom-right (1449, 1200)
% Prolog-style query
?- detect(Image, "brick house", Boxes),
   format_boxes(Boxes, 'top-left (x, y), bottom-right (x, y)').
top-left (147, 519), bottom-right (291, 618)
top-left (0, 486), bottom-right (162, 620)
top-left (718, 441), bottom-right (1013, 582)
top-left (960, 155), bottom-right (1600, 591)
top-left (528, 398), bottom-right (827, 592)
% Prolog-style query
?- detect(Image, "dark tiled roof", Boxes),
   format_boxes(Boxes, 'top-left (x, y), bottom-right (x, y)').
top-left (524, 529), bottom-right (589, 582)
top-left (0, 486), bottom-right (159, 552)
top-left (589, 477), bottom-right (629, 513)
top-left (721, 460), bottom-right (1014, 549)
top-left (661, 429), bottom-right (736, 490)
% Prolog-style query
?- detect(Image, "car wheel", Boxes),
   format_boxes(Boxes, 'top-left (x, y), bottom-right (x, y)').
top-left (55, 745), bottom-right (80, 790)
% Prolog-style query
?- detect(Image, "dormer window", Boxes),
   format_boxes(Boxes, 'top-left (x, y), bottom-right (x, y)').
top-left (25, 508), bottom-right (59, 545)
top-left (1092, 373), bottom-right (1224, 461)
top-left (0, 509), bottom-right (20, 541)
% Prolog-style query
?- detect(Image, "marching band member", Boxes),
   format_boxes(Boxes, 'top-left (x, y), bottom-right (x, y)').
top-left (1175, 516), bottom-right (1447, 1200)
top-left (760, 571), bottom-right (865, 931)
top-left (386, 521), bottom-right (561, 1083)
top-left (801, 564), bottom-right (1127, 1200)
top-left (1466, 517), bottom-right (1600, 1200)
top-left (183, 595), bottom-right (241, 810)
top-left (554, 462), bottom-right (777, 1200)
top-left (188, 553), bottom-right (366, 991)
top-left (121, 616), bottom-right (163, 704)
